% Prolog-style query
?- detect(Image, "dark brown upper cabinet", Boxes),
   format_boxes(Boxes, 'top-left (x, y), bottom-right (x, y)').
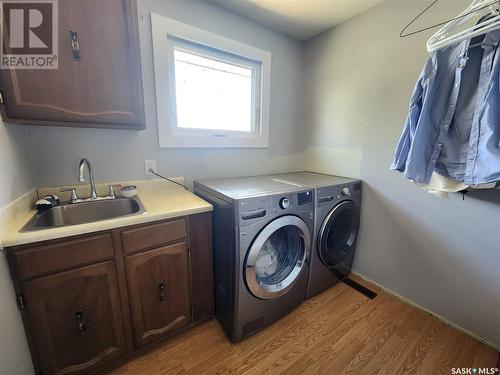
top-left (0, 0), bottom-right (145, 129)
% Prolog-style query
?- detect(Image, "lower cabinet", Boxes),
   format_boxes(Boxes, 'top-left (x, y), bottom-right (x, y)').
top-left (22, 261), bottom-right (126, 375)
top-left (126, 242), bottom-right (191, 347)
top-left (6, 213), bottom-right (213, 375)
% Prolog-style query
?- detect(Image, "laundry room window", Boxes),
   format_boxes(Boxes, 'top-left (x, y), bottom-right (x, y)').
top-left (151, 14), bottom-right (271, 148)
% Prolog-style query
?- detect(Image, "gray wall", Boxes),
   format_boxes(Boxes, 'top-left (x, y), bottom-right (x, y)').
top-left (26, 0), bottom-right (306, 188)
top-left (303, 0), bottom-right (500, 348)
top-left (1, 2), bottom-right (498, 372)
top-left (0, 122), bottom-right (33, 208)
top-left (0, 119), bottom-right (35, 374)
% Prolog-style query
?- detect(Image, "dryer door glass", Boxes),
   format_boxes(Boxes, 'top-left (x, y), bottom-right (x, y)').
top-left (318, 200), bottom-right (360, 267)
top-left (245, 215), bottom-right (310, 300)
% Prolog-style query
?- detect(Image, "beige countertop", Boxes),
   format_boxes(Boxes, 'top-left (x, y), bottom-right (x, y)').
top-left (0, 179), bottom-right (212, 248)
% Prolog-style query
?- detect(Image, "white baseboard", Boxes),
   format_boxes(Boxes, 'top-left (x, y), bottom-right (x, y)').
top-left (351, 271), bottom-right (500, 353)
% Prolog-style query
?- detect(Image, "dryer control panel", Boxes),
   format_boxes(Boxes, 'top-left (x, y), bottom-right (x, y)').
top-left (317, 182), bottom-right (361, 209)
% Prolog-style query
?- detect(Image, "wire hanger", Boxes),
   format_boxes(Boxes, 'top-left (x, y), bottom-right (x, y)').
top-left (427, 0), bottom-right (500, 52)
top-left (400, 0), bottom-right (500, 38)
top-left (400, 0), bottom-right (438, 38)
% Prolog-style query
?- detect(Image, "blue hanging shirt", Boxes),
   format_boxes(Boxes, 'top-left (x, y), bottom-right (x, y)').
top-left (391, 30), bottom-right (500, 185)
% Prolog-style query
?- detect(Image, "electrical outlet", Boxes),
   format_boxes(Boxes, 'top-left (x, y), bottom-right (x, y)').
top-left (145, 160), bottom-right (156, 176)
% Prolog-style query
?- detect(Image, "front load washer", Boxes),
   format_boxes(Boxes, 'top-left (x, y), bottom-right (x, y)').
top-left (194, 176), bottom-right (314, 341)
top-left (270, 172), bottom-right (361, 299)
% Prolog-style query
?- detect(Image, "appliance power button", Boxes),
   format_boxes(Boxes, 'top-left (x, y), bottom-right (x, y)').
top-left (279, 197), bottom-right (290, 209)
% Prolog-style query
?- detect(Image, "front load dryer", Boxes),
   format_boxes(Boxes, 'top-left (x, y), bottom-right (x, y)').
top-left (194, 176), bottom-right (314, 342)
top-left (270, 172), bottom-right (361, 299)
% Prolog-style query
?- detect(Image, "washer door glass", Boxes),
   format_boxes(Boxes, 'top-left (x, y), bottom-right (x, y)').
top-left (245, 215), bottom-right (310, 300)
top-left (318, 200), bottom-right (360, 267)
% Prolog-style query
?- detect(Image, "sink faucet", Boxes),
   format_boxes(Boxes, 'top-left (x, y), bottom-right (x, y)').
top-left (60, 159), bottom-right (119, 203)
top-left (79, 158), bottom-right (98, 200)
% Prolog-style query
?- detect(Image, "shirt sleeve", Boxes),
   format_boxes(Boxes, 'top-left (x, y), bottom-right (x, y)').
top-left (390, 65), bottom-right (426, 172)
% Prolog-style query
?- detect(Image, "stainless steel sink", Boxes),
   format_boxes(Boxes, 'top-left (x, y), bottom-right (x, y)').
top-left (22, 197), bottom-right (146, 231)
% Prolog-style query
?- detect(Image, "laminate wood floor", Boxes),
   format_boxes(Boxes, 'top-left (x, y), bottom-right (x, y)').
top-left (111, 276), bottom-right (499, 375)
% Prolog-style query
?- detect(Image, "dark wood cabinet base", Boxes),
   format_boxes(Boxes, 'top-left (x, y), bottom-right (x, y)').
top-left (6, 212), bottom-right (214, 375)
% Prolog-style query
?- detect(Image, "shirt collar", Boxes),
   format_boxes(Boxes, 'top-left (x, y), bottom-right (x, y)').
top-left (451, 29), bottom-right (500, 56)
top-left (481, 29), bottom-right (500, 48)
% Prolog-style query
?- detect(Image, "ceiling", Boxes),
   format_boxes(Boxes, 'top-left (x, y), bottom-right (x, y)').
top-left (207, 0), bottom-right (384, 41)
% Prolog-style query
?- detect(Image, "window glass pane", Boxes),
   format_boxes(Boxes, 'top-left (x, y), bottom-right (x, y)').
top-left (174, 48), bottom-right (253, 132)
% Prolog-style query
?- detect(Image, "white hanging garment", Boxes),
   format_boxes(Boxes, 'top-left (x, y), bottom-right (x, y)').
top-left (412, 172), bottom-right (497, 198)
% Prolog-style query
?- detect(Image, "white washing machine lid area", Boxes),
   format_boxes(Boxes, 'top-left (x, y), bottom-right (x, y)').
top-left (196, 176), bottom-right (303, 200)
top-left (318, 200), bottom-right (360, 267)
top-left (244, 215), bottom-right (311, 300)
top-left (270, 172), bottom-right (359, 189)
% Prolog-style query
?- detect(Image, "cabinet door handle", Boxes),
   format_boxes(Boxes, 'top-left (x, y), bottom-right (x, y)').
top-left (70, 31), bottom-right (81, 61)
top-left (75, 310), bottom-right (86, 335)
top-left (159, 282), bottom-right (166, 302)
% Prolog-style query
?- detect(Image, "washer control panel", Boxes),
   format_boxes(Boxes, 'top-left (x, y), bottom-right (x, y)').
top-left (238, 190), bottom-right (314, 224)
top-left (279, 197), bottom-right (290, 209)
top-left (298, 190), bottom-right (313, 205)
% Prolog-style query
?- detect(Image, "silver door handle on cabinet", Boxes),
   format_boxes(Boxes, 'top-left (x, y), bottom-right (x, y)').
top-left (70, 31), bottom-right (81, 61)
top-left (75, 310), bottom-right (86, 335)
top-left (159, 282), bottom-right (166, 302)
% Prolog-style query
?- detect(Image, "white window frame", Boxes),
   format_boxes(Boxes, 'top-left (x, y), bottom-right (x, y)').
top-left (151, 13), bottom-right (271, 148)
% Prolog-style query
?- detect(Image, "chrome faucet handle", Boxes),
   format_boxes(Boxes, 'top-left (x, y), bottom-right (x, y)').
top-left (108, 184), bottom-right (121, 199)
top-left (60, 188), bottom-right (78, 203)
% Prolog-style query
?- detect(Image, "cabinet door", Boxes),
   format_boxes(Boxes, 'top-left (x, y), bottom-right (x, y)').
top-left (22, 261), bottom-right (126, 375)
top-left (0, 0), bottom-right (145, 129)
top-left (126, 242), bottom-right (191, 348)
